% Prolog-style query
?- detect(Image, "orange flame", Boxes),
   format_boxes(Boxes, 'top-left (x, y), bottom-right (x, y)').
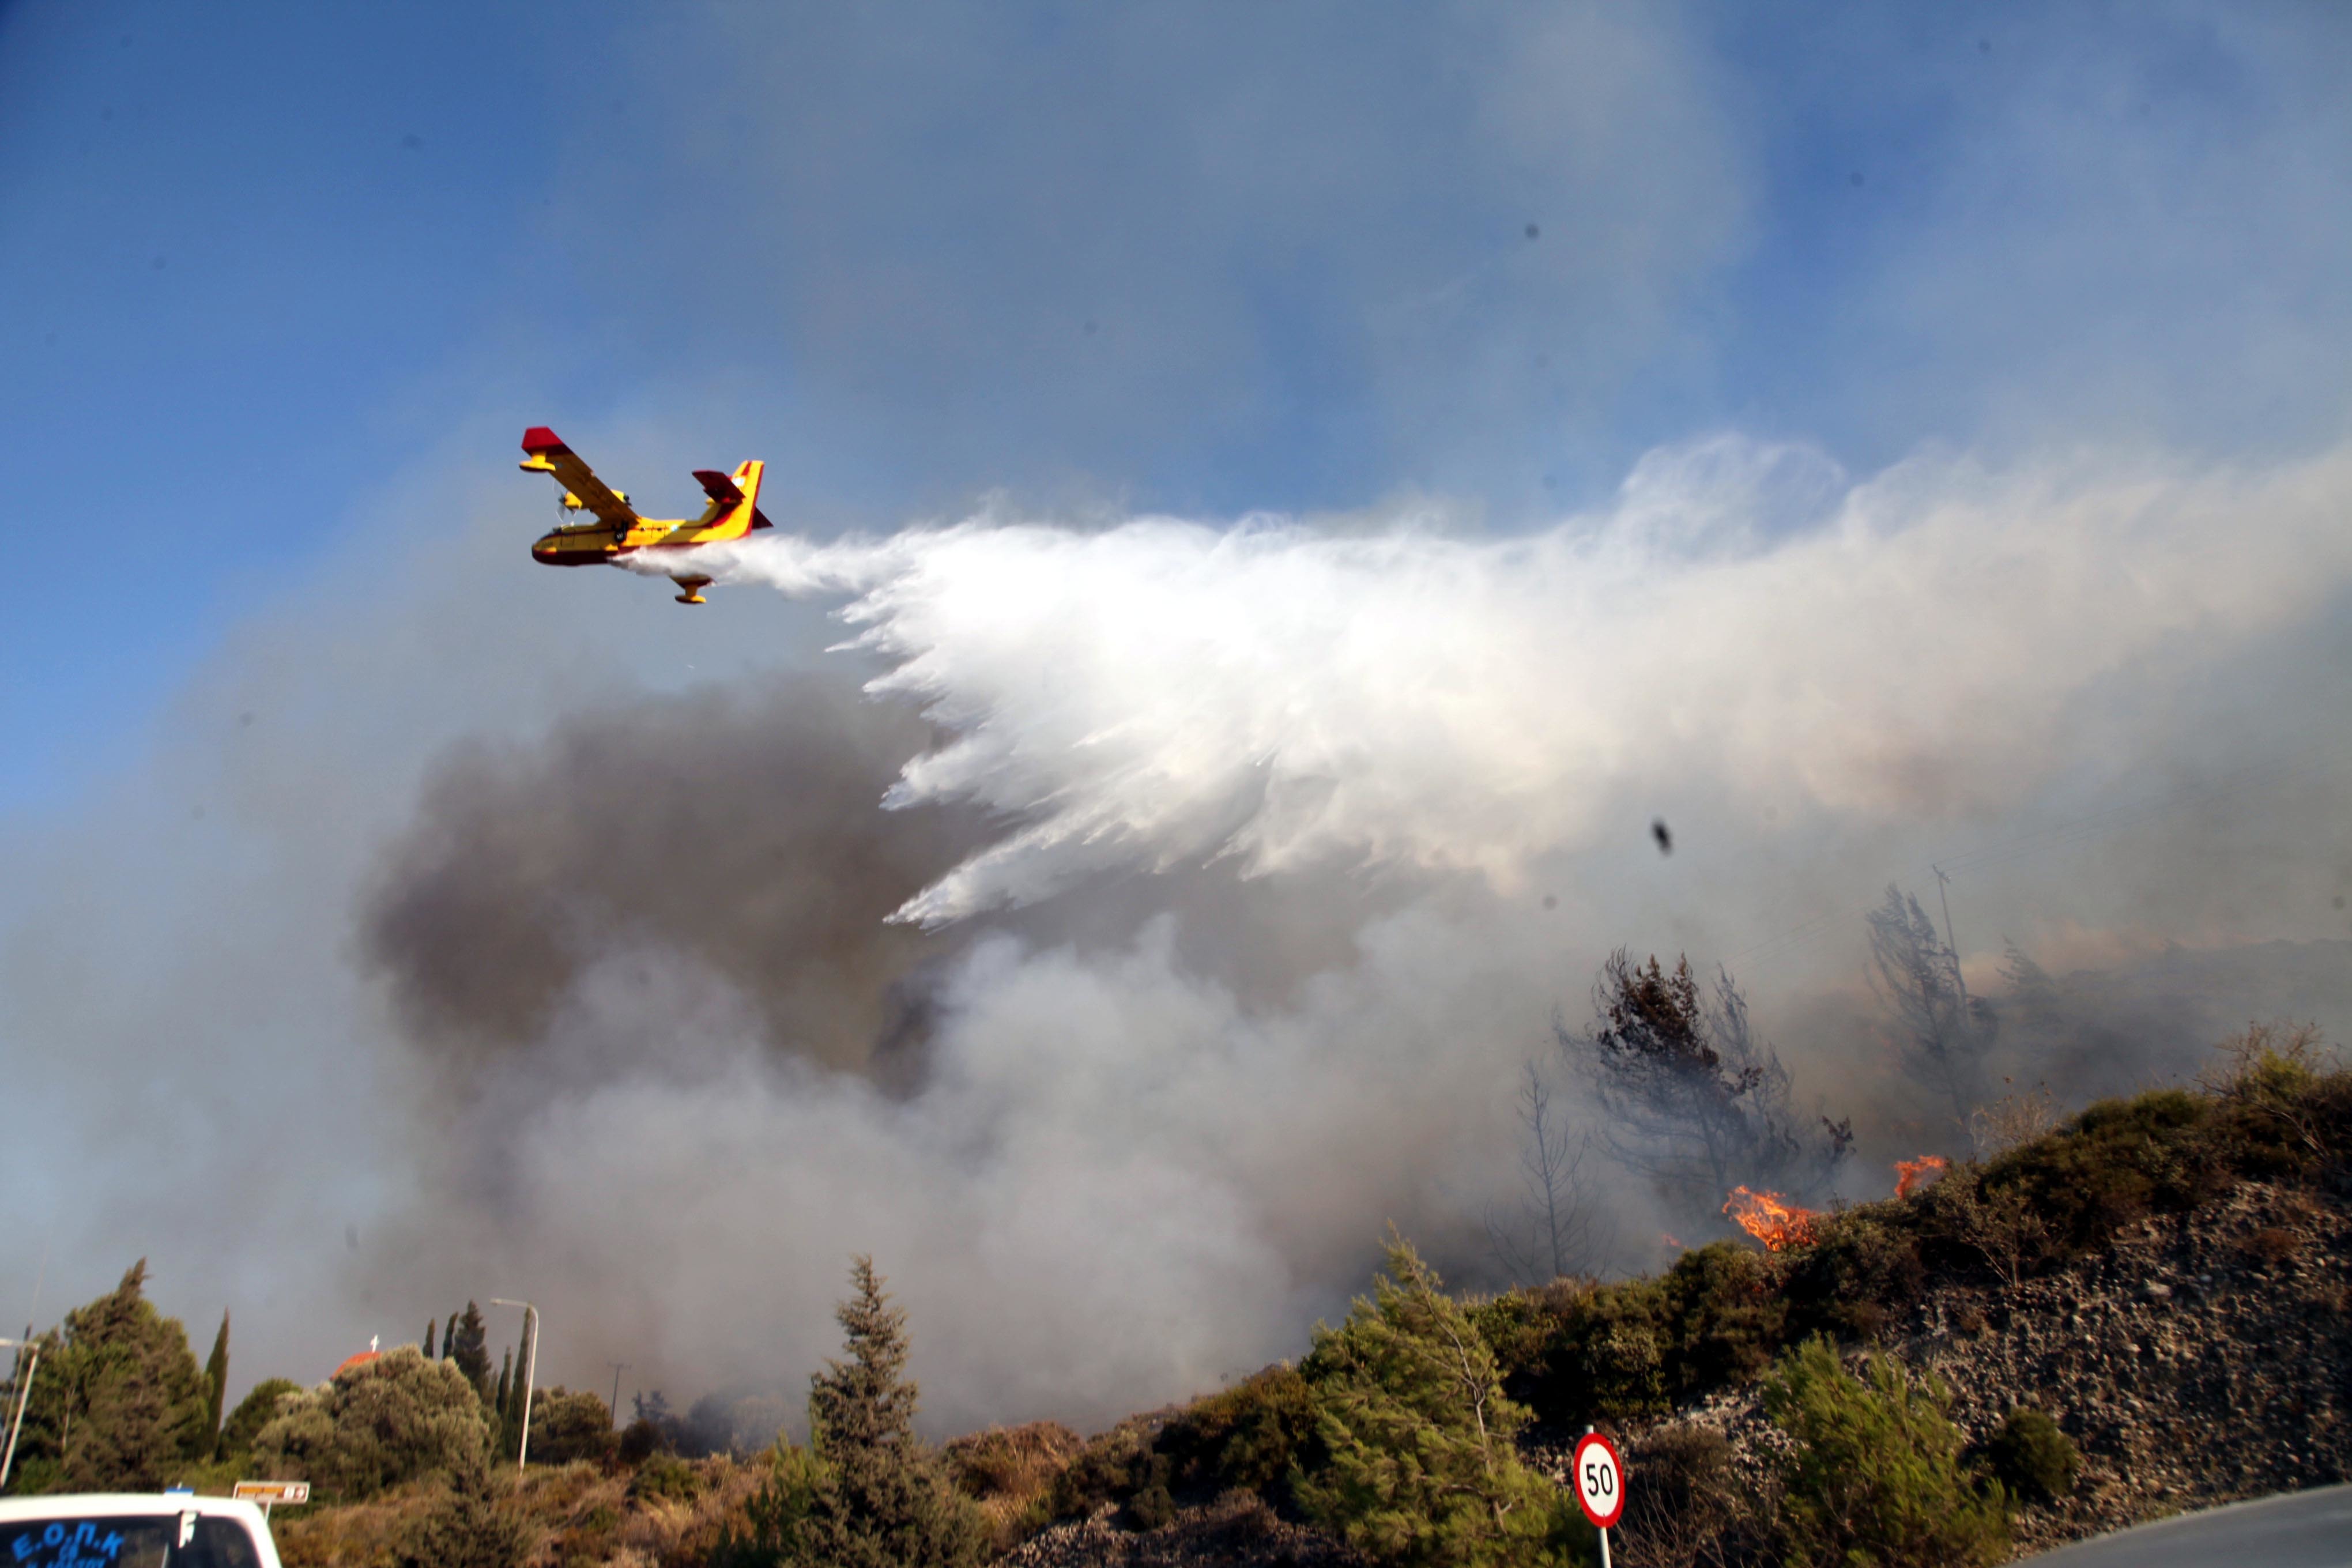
top-left (1894, 1155), bottom-right (1949, 1199)
top-left (1660, 1232), bottom-right (1684, 1250)
top-left (1722, 1186), bottom-right (1819, 1251)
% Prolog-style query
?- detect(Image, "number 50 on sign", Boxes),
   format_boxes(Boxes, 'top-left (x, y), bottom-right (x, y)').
top-left (1573, 1430), bottom-right (1624, 1529)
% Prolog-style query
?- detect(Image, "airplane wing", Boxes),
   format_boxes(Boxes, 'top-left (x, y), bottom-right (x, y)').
top-left (519, 428), bottom-right (642, 527)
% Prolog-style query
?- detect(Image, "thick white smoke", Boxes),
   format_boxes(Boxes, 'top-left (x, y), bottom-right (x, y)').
top-left (645, 435), bottom-right (2352, 928)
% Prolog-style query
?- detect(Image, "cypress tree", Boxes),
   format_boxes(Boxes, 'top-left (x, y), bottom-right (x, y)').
top-left (203, 1310), bottom-right (231, 1458)
top-left (423, 1318), bottom-right (438, 1360)
top-left (450, 1303), bottom-right (491, 1401)
top-left (494, 1350), bottom-right (512, 1426)
top-left (443, 1311), bottom-right (461, 1363)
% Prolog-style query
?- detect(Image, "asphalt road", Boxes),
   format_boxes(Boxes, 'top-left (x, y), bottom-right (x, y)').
top-left (2020, 1484), bottom-right (2352, 1567)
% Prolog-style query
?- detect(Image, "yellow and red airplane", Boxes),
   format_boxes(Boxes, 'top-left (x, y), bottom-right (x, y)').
top-left (521, 427), bottom-right (768, 604)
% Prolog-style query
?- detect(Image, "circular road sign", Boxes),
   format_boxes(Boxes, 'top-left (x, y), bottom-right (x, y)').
top-left (1572, 1431), bottom-right (1625, 1530)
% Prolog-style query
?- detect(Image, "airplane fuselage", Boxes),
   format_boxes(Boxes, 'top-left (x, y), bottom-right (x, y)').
top-left (530, 519), bottom-right (725, 566)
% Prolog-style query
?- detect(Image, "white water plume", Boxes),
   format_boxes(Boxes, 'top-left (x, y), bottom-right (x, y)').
top-left (639, 435), bottom-right (2352, 928)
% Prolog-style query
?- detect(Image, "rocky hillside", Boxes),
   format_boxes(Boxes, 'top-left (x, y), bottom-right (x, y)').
top-left (1000, 1031), bottom-right (2352, 1567)
top-left (1581, 1175), bottom-right (2350, 1565)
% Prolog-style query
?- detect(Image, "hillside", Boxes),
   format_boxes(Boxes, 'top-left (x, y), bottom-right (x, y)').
top-left (154, 1024), bottom-right (2352, 1568)
top-left (997, 1025), bottom-right (2352, 1566)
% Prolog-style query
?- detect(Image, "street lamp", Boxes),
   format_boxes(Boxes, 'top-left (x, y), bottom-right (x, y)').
top-left (488, 1301), bottom-right (538, 1469)
top-left (0, 1338), bottom-right (39, 1491)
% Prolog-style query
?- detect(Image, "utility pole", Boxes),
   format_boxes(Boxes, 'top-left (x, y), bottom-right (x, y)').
top-left (607, 1363), bottom-right (629, 1428)
top-left (1932, 865), bottom-right (1970, 1012)
top-left (489, 1300), bottom-right (540, 1469)
top-left (0, 1337), bottom-right (40, 1490)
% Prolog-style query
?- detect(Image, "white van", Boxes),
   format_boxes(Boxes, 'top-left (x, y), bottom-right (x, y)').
top-left (0, 1494), bottom-right (281, 1568)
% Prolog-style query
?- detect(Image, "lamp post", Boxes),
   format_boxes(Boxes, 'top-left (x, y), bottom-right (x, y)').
top-left (0, 1337), bottom-right (39, 1491)
top-left (488, 1301), bottom-right (538, 1469)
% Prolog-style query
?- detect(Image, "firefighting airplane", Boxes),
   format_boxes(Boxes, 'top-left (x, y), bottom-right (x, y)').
top-left (520, 427), bottom-right (769, 604)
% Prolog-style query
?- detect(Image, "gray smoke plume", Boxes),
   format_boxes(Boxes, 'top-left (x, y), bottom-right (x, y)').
top-left (360, 678), bottom-right (978, 1087)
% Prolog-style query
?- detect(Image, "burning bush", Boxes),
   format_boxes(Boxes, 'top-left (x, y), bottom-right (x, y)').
top-left (1722, 1186), bottom-right (1819, 1250)
top-left (1895, 1155), bottom-right (1949, 1198)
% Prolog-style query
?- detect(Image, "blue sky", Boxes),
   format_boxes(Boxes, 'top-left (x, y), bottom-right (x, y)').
top-left (6, 1), bottom-right (2346, 812)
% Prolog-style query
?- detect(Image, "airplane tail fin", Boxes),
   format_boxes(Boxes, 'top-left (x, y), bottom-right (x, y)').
top-left (690, 459), bottom-right (770, 537)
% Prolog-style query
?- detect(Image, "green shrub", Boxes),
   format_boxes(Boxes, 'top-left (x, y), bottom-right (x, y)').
top-left (1468, 1280), bottom-right (1584, 1393)
top-left (616, 1418), bottom-right (668, 1465)
top-left (253, 1345), bottom-right (491, 1500)
top-left (217, 1378), bottom-right (303, 1464)
top-left (525, 1389), bottom-right (616, 1466)
top-left (390, 1447), bottom-right (530, 1568)
top-left (1155, 1365), bottom-right (1316, 1499)
top-left (1522, 1279), bottom-right (1668, 1429)
top-left (1975, 1408), bottom-right (2078, 1506)
top-left (1654, 1243), bottom-right (1788, 1400)
top-left (1522, 1243), bottom-right (1790, 1431)
top-left (1763, 1337), bottom-right (2008, 1568)
top-left (1784, 1209), bottom-right (1926, 1340)
top-left (629, 1452), bottom-right (703, 1502)
top-left (1985, 1090), bottom-right (2215, 1258)
top-left (1295, 1239), bottom-right (1578, 1567)
top-left (1043, 1419), bottom-right (1162, 1522)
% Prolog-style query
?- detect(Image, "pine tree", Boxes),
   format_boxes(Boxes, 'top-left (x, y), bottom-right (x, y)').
top-left (203, 1310), bottom-right (231, 1459)
top-left (450, 1303), bottom-right (491, 1403)
top-left (1295, 1237), bottom-right (1576, 1567)
top-left (717, 1257), bottom-right (981, 1568)
top-left (424, 1318), bottom-right (438, 1360)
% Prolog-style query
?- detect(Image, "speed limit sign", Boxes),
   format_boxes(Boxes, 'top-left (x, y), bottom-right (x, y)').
top-left (1573, 1430), bottom-right (1625, 1529)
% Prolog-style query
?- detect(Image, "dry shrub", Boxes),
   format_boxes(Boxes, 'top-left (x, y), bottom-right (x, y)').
top-left (2242, 1227), bottom-right (2302, 1265)
top-left (1969, 1081), bottom-right (2056, 1159)
top-left (2199, 1020), bottom-right (2340, 1167)
top-left (608, 1456), bottom-right (758, 1568)
top-left (1620, 1424), bottom-right (1755, 1568)
top-left (273, 1477), bottom-right (449, 1568)
top-left (942, 1420), bottom-right (1084, 1548)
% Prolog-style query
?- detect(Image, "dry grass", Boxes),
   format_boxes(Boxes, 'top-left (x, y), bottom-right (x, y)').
top-left (943, 1420), bottom-right (1086, 1550)
top-left (266, 1456), bottom-right (759, 1568)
